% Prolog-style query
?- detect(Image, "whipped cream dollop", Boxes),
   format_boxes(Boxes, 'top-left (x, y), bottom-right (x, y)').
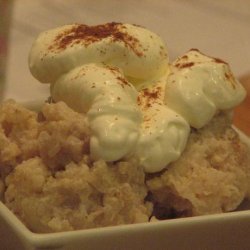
top-left (136, 80), bottom-right (190, 173)
top-left (29, 23), bottom-right (168, 84)
top-left (29, 22), bottom-right (181, 172)
top-left (52, 63), bottom-right (141, 161)
top-left (29, 23), bottom-right (246, 173)
top-left (165, 49), bottom-right (246, 128)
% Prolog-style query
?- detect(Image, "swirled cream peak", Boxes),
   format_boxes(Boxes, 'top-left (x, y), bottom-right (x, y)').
top-left (29, 22), bottom-right (168, 84)
top-left (165, 49), bottom-right (246, 128)
top-left (136, 80), bottom-right (190, 173)
top-left (52, 63), bottom-right (141, 161)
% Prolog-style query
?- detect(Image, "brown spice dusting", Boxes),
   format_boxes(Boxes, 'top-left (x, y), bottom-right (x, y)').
top-left (116, 76), bottom-right (130, 88)
top-left (71, 67), bottom-right (86, 80)
top-left (105, 65), bottom-right (120, 74)
top-left (48, 22), bottom-right (143, 57)
top-left (188, 48), bottom-right (206, 57)
top-left (132, 23), bottom-right (144, 28)
top-left (189, 48), bottom-right (228, 65)
top-left (189, 48), bottom-right (200, 52)
top-left (175, 62), bottom-right (194, 69)
top-left (225, 72), bottom-right (236, 89)
top-left (214, 57), bottom-right (228, 64)
top-left (137, 86), bottom-right (162, 109)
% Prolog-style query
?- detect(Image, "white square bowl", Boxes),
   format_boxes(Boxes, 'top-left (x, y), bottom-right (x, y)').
top-left (0, 102), bottom-right (249, 250)
top-left (1, 201), bottom-right (250, 250)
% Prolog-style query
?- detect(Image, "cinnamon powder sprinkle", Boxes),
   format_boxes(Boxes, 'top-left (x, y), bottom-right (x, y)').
top-left (137, 87), bottom-right (162, 108)
top-left (189, 49), bottom-right (228, 65)
top-left (175, 62), bottom-right (194, 69)
top-left (48, 22), bottom-right (143, 57)
top-left (214, 57), bottom-right (228, 64)
top-left (225, 72), bottom-right (236, 89)
top-left (116, 76), bottom-right (130, 88)
top-left (189, 48), bottom-right (200, 52)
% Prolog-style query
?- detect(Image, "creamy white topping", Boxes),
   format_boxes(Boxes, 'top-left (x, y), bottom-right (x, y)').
top-left (52, 63), bottom-right (141, 161)
top-left (136, 80), bottom-right (190, 173)
top-left (29, 23), bottom-right (168, 84)
top-left (29, 23), bottom-right (246, 173)
top-left (165, 49), bottom-right (246, 128)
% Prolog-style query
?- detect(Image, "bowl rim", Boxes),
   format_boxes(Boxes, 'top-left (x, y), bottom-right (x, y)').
top-left (1, 200), bottom-right (250, 245)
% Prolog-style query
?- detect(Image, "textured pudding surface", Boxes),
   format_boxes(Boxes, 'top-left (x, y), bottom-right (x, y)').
top-left (147, 113), bottom-right (250, 218)
top-left (0, 100), bottom-right (249, 233)
top-left (0, 101), bottom-right (151, 233)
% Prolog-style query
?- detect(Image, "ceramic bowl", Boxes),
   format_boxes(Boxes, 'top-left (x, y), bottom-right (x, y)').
top-left (0, 102), bottom-right (249, 250)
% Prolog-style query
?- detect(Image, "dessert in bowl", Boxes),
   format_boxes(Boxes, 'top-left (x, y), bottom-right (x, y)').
top-left (0, 22), bottom-right (249, 249)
